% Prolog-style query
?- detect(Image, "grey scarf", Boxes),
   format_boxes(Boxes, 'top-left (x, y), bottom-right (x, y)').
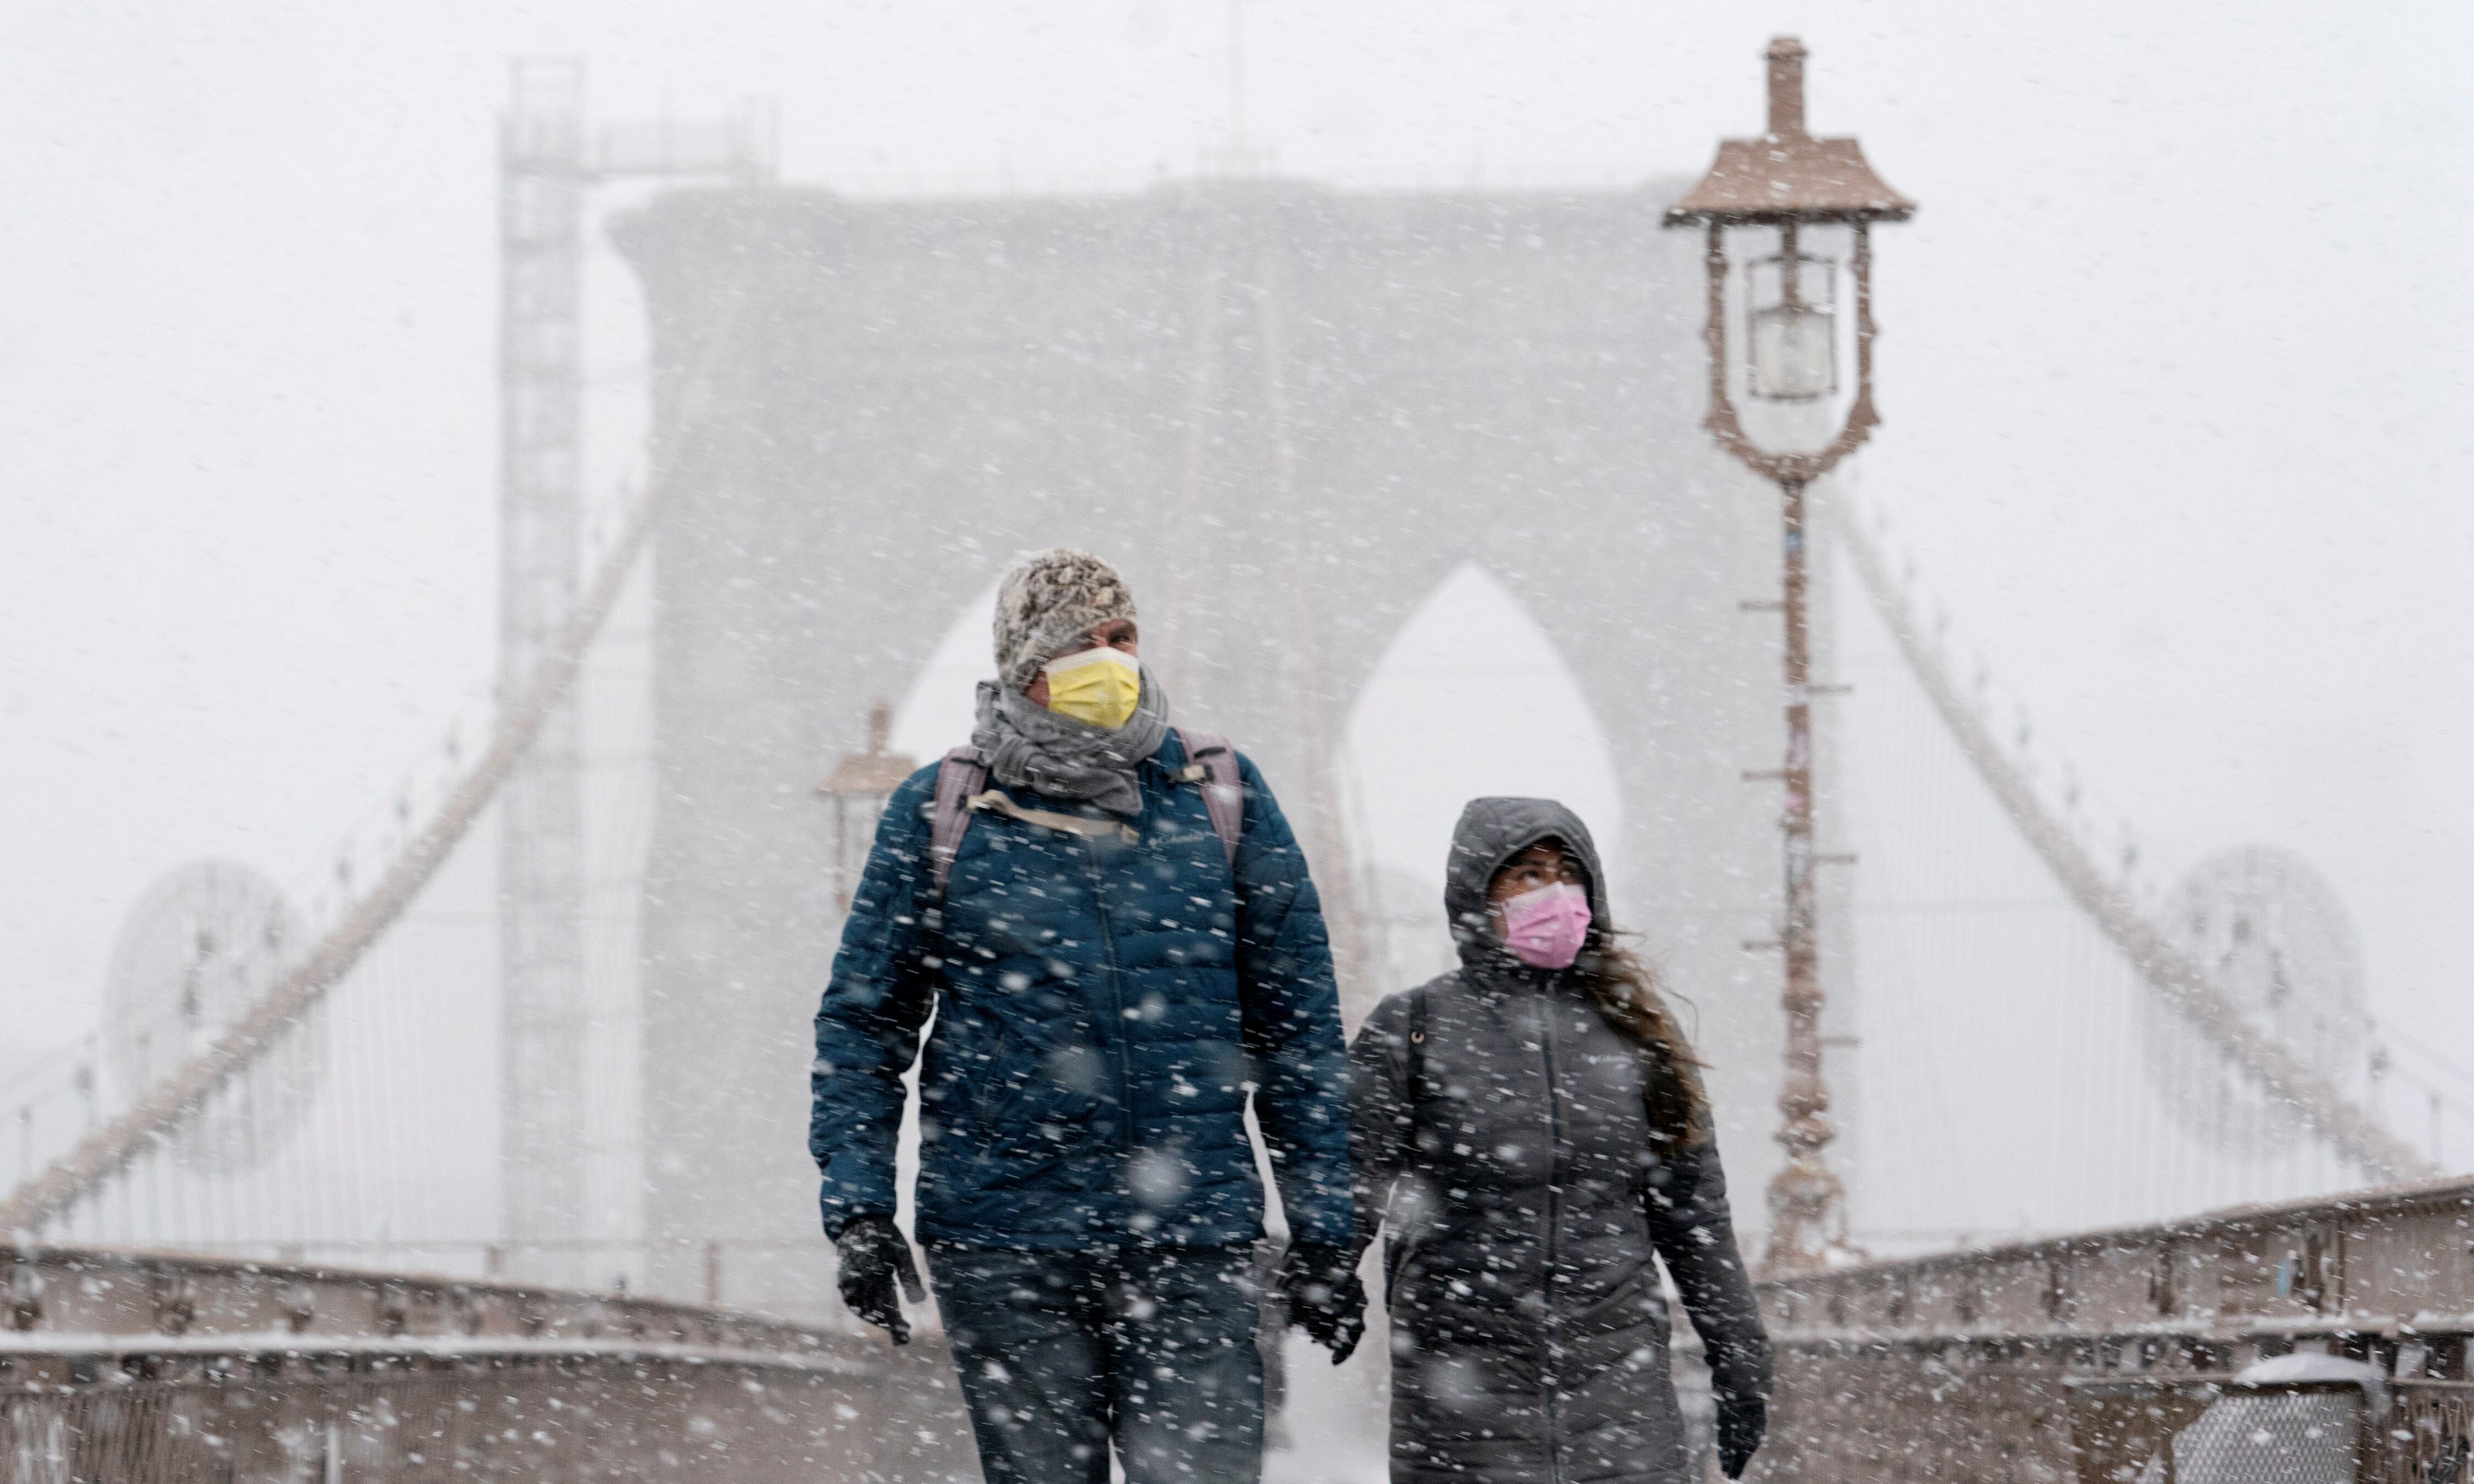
top-left (970, 663), bottom-right (1171, 818)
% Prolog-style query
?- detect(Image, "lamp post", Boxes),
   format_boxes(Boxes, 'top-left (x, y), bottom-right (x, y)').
top-left (1666, 36), bottom-right (1914, 1276)
top-left (816, 701), bottom-right (918, 912)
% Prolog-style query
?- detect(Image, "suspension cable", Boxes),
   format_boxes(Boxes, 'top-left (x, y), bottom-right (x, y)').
top-left (1834, 502), bottom-right (2437, 1184)
top-left (1, 279), bottom-right (750, 1237)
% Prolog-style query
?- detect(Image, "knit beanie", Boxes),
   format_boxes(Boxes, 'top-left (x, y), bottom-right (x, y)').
top-left (992, 549), bottom-right (1139, 690)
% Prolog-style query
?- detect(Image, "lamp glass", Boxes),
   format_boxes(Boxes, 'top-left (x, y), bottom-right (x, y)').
top-left (834, 793), bottom-right (891, 910)
top-left (1746, 251), bottom-right (1838, 401)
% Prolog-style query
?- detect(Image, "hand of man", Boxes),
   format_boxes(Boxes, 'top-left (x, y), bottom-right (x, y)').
top-left (1716, 1392), bottom-right (1767, 1479)
top-left (1275, 1242), bottom-right (1367, 1364)
top-left (835, 1215), bottom-right (926, 1345)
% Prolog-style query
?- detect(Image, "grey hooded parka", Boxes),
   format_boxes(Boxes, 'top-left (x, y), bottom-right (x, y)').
top-left (1348, 798), bottom-right (1771, 1484)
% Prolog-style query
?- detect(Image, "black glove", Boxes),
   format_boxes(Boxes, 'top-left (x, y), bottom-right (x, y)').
top-left (835, 1215), bottom-right (925, 1344)
top-left (1275, 1242), bottom-right (1367, 1364)
top-left (1716, 1392), bottom-right (1767, 1479)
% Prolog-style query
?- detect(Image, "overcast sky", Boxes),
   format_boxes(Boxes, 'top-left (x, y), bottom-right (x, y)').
top-left (3, 0), bottom-right (2469, 1088)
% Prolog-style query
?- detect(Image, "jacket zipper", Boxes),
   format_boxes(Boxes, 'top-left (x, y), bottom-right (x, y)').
top-left (1538, 983), bottom-right (1566, 1484)
top-left (1085, 837), bottom-right (1140, 1169)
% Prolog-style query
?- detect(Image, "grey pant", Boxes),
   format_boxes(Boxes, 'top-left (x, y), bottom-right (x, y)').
top-left (928, 1244), bottom-right (1263, 1484)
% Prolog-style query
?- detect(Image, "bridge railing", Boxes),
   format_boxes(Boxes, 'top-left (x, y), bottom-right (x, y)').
top-left (0, 1242), bottom-right (852, 1370)
top-left (1754, 1175), bottom-right (2474, 1484)
top-left (48, 1236), bottom-right (859, 1332)
top-left (0, 1241), bottom-right (975, 1484)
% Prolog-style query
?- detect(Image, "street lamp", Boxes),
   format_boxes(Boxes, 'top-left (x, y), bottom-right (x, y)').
top-left (1746, 246), bottom-right (1837, 401)
top-left (815, 701), bottom-right (918, 912)
top-left (1665, 36), bottom-right (1915, 1276)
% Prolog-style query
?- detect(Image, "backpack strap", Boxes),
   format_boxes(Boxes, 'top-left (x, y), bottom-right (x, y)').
top-left (1376, 983), bottom-right (1434, 1287)
top-left (1168, 727), bottom-right (1244, 871)
top-left (931, 731), bottom-right (1239, 902)
top-left (965, 789), bottom-right (1139, 844)
top-left (927, 747), bottom-right (990, 901)
top-left (1415, 984), bottom-right (1435, 1113)
top-left (1404, 984), bottom-right (1429, 1142)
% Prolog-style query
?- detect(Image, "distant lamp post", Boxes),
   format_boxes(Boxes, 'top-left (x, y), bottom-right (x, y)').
top-left (1666, 36), bottom-right (1915, 1276)
top-left (816, 701), bottom-right (917, 912)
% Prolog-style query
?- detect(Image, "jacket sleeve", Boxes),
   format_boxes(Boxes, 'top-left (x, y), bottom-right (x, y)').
top-left (809, 766), bottom-right (941, 1239)
top-left (1647, 1132), bottom-right (1775, 1404)
top-left (1345, 990), bottom-right (1416, 1270)
top-left (1229, 751), bottom-right (1355, 1248)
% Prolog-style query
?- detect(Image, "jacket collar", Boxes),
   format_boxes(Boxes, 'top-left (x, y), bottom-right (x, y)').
top-left (1455, 942), bottom-right (1585, 1001)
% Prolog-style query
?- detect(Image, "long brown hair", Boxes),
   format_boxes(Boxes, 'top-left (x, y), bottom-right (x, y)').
top-left (1488, 835), bottom-right (1711, 1147)
top-left (1581, 934), bottom-right (1711, 1149)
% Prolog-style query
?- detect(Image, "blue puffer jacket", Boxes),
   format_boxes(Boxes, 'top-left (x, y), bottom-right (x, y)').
top-left (810, 729), bottom-right (1352, 1251)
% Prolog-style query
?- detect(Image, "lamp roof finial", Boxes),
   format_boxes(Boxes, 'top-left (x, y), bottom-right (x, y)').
top-left (1666, 36), bottom-right (1915, 227)
top-left (1767, 36), bottom-right (1809, 140)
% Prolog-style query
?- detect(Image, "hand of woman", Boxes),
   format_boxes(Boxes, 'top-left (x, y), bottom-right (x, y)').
top-left (1275, 1242), bottom-right (1368, 1363)
top-left (1716, 1391), bottom-right (1767, 1478)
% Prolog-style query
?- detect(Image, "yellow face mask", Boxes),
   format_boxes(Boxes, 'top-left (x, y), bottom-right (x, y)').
top-left (1042, 646), bottom-right (1142, 729)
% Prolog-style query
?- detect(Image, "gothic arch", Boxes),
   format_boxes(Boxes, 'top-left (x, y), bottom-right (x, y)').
top-left (616, 180), bottom-right (1805, 1293)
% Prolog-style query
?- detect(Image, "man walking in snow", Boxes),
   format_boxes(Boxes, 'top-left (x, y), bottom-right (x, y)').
top-left (810, 548), bottom-right (1363, 1484)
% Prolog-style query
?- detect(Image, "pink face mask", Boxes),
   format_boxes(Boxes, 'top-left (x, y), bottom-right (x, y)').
top-left (1499, 882), bottom-right (1592, 970)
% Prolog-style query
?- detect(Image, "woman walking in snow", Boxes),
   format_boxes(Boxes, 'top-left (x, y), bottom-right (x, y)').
top-left (1348, 797), bottom-right (1772, 1484)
